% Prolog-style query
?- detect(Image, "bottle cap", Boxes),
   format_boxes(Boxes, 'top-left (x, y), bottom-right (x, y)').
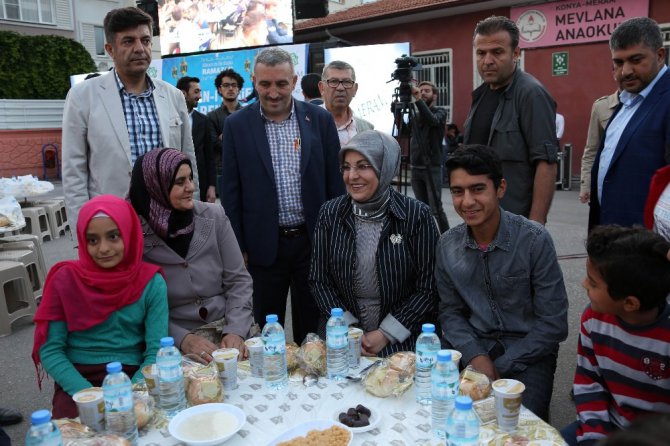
top-left (106, 361), bottom-right (122, 373)
top-left (160, 337), bottom-right (175, 347)
top-left (437, 350), bottom-right (452, 362)
top-left (331, 307), bottom-right (343, 317)
top-left (30, 410), bottom-right (51, 425)
top-left (421, 323), bottom-right (435, 333)
top-left (455, 395), bottom-right (473, 410)
top-left (266, 314), bottom-right (278, 323)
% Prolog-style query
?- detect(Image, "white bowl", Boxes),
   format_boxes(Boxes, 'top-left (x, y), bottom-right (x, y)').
top-left (168, 403), bottom-right (246, 446)
top-left (266, 419), bottom-right (352, 446)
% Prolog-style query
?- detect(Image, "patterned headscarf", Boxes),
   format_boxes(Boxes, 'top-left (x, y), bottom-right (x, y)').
top-left (128, 148), bottom-right (195, 257)
top-left (338, 130), bottom-right (401, 220)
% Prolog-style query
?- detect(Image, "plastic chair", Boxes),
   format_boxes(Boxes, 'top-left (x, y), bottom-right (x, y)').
top-left (33, 200), bottom-right (69, 239)
top-left (0, 260), bottom-right (36, 337)
top-left (0, 249), bottom-right (45, 301)
top-left (20, 207), bottom-right (51, 243)
top-left (0, 234), bottom-right (47, 299)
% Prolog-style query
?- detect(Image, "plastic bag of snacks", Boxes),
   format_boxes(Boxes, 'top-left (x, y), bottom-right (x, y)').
top-left (182, 357), bottom-right (224, 405)
top-left (54, 420), bottom-right (131, 445)
top-left (363, 351), bottom-right (416, 397)
top-left (298, 333), bottom-right (327, 377)
top-left (458, 365), bottom-right (492, 401)
top-left (132, 390), bottom-right (154, 429)
top-left (285, 341), bottom-right (301, 373)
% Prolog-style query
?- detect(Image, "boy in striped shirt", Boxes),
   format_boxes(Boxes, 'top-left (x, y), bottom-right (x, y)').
top-left (561, 226), bottom-right (670, 445)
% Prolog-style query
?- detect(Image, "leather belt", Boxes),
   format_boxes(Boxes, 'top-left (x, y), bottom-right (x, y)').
top-left (279, 224), bottom-right (307, 238)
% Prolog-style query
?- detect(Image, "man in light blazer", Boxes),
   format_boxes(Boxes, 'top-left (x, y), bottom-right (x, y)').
top-left (62, 7), bottom-right (198, 225)
top-left (222, 47), bottom-right (344, 344)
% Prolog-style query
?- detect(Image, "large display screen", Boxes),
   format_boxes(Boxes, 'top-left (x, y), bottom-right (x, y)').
top-left (158, 0), bottom-right (294, 56)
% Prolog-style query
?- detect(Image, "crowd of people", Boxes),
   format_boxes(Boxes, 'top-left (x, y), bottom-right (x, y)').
top-left (2, 6), bottom-right (667, 446)
top-left (158, 0), bottom-right (292, 55)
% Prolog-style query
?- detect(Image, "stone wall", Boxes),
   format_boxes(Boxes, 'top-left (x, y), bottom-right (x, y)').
top-left (0, 129), bottom-right (62, 179)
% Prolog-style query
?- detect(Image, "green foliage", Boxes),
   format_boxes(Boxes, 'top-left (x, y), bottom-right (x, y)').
top-left (0, 31), bottom-right (96, 99)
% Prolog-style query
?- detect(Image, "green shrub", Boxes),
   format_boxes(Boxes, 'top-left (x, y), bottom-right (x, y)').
top-left (0, 31), bottom-right (96, 99)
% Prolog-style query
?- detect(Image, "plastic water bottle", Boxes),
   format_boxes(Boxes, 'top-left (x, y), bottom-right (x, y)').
top-left (415, 323), bottom-right (441, 404)
top-left (326, 307), bottom-right (349, 380)
top-left (262, 314), bottom-right (288, 390)
top-left (25, 410), bottom-right (62, 446)
top-left (102, 362), bottom-right (138, 445)
top-left (431, 350), bottom-right (459, 439)
top-left (446, 396), bottom-right (480, 445)
top-left (156, 336), bottom-right (187, 417)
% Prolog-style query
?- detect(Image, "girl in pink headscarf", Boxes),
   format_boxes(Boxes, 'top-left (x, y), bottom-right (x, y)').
top-left (33, 195), bottom-right (168, 418)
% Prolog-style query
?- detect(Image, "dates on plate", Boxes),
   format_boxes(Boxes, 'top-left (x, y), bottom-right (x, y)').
top-left (338, 404), bottom-right (371, 428)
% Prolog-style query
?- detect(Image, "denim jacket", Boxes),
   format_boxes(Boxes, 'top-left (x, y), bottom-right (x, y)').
top-left (436, 210), bottom-right (568, 375)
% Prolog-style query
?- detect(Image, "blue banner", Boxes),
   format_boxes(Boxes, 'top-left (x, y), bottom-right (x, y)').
top-left (161, 44), bottom-right (309, 115)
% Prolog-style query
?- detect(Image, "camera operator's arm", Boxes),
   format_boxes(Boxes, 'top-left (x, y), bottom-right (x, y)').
top-left (412, 87), bottom-right (446, 128)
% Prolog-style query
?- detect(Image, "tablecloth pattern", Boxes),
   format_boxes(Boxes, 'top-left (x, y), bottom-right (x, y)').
top-left (138, 360), bottom-right (566, 446)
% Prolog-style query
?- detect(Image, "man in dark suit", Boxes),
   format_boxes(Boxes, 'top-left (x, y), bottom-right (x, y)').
top-left (177, 76), bottom-right (217, 202)
top-left (590, 17), bottom-right (670, 228)
top-left (222, 47), bottom-right (343, 343)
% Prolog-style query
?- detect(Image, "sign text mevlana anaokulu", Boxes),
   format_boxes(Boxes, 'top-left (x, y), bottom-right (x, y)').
top-left (510, 0), bottom-right (649, 49)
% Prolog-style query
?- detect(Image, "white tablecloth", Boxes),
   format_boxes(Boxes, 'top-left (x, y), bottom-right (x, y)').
top-left (137, 361), bottom-right (566, 446)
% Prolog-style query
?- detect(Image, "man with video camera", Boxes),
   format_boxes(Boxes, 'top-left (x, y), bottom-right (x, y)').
top-left (410, 81), bottom-right (450, 233)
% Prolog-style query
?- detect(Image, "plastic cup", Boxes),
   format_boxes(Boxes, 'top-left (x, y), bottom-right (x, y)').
top-left (213, 348), bottom-right (239, 390)
top-left (347, 327), bottom-right (363, 367)
top-left (492, 378), bottom-right (526, 432)
top-left (245, 337), bottom-right (264, 378)
top-left (141, 364), bottom-right (159, 397)
top-left (73, 387), bottom-right (105, 432)
top-left (444, 349), bottom-right (462, 366)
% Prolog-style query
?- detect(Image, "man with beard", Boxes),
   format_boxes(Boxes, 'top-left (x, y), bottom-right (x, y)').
top-left (410, 81), bottom-right (449, 232)
top-left (177, 76), bottom-right (217, 202)
top-left (463, 16), bottom-right (557, 225)
top-left (589, 17), bottom-right (670, 228)
top-left (208, 68), bottom-right (243, 188)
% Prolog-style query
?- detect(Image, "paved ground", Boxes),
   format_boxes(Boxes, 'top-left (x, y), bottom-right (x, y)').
top-left (0, 182), bottom-right (589, 444)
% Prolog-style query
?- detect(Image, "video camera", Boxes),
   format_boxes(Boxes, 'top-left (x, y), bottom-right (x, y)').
top-left (389, 54), bottom-right (422, 111)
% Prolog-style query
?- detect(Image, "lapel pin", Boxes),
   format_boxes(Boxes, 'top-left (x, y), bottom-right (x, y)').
top-left (390, 234), bottom-right (403, 245)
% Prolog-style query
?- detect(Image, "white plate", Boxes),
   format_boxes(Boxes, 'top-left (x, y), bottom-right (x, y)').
top-left (333, 405), bottom-right (381, 433)
top-left (168, 403), bottom-right (246, 446)
top-left (266, 419), bottom-right (353, 446)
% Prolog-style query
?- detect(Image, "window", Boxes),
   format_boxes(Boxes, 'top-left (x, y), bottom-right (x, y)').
top-left (414, 50), bottom-right (453, 123)
top-left (94, 26), bottom-right (105, 56)
top-left (662, 23), bottom-right (670, 65)
top-left (1, 0), bottom-right (55, 23)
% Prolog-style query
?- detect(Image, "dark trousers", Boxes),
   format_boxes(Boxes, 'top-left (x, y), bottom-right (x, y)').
top-left (411, 167), bottom-right (449, 233)
top-left (52, 363), bottom-right (139, 419)
top-left (247, 231), bottom-right (318, 345)
top-left (489, 342), bottom-right (558, 422)
top-left (0, 427), bottom-right (9, 446)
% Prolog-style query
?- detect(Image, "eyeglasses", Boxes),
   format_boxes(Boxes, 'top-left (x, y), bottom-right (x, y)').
top-left (340, 164), bottom-right (373, 174)
top-left (325, 79), bottom-right (355, 89)
top-left (221, 83), bottom-right (239, 89)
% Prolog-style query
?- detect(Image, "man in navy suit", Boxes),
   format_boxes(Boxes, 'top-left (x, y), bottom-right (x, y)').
top-left (222, 47), bottom-right (343, 343)
top-left (177, 76), bottom-right (217, 202)
top-left (590, 17), bottom-right (670, 229)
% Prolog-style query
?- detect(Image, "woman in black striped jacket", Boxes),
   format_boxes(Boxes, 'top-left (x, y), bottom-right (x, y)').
top-left (309, 130), bottom-right (440, 357)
